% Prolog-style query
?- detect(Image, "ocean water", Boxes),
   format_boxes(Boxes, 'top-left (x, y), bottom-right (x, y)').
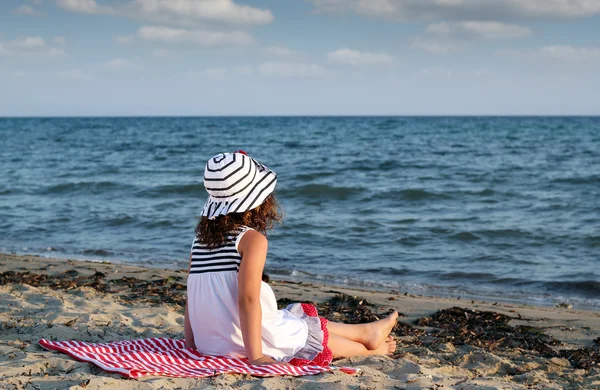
top-left (1, 117), bottom-right (599, 309)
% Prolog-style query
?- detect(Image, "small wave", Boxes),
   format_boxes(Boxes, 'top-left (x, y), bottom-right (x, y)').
top-left (449, 232), bottom-right (481, 241)
top-left (102, 215), bottom-right (136, 227)
top-left (552, 175), bottom-right (600, 185)
top-left (438, 271), bottom-right (497, 281)
top-left (358, 267), bottom-right (412, 276)
top-left (140, 183), bottom-right (204, 196)
top-left (281, 184), bottom-right (364, 200)
top-left (375, 118), bottom-right (400, 130)
top-left (383, 188), bottom-right (451, 201)
top-left (292, 172), bottom-right (336, 182)
top-left (42, 181), bottom-right (127, 195)
top-left (584, 235), bottom-right (600, 247)
top-left (0, 188), bottom-right (19, 195)
top-left (82, 249), bottom-right (113, 257)
top-left (541, 280), bottom-right (600, 298)
top-left (475, 228), bottom-right (531, 238)
top-left (395, 236), bottom-right (424, 246)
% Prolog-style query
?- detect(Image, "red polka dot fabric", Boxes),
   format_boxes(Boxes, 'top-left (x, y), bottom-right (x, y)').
top-left (288, 304), bottom-right (333, 367)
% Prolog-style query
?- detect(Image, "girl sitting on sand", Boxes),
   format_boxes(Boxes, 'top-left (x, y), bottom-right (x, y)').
top-left (184, 151), bottom-right (398, 366)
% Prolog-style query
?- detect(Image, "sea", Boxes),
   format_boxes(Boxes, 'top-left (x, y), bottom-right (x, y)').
top-left (1, 116), bottom-right (599, 309)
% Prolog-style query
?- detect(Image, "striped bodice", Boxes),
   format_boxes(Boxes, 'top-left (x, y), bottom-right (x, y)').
top-left (189, 228), bottom-right (249, 274)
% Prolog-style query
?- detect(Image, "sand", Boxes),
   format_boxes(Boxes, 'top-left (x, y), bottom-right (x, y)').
top-left (1, 253), bottom-right (599, 389)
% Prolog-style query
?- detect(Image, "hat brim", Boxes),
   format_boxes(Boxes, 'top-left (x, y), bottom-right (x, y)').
top-left (201, 163), bottom-right (277, 219)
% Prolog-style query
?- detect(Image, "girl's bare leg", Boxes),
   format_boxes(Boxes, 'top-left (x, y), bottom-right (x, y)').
top-left (328, 333), bottom-right (396, 359)
top-left (327, 311), bottom-right (398, 350)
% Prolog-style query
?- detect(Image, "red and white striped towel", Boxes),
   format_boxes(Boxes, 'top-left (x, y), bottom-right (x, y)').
top-left (39, 338), bottom-right (359, 379)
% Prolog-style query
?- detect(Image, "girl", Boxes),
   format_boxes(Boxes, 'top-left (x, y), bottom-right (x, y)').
top-left (184, 151), bottom-right (398, 367)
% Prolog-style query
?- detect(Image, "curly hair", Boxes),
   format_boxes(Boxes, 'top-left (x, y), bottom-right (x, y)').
top-left (195, 194), bottom-right (282, 248)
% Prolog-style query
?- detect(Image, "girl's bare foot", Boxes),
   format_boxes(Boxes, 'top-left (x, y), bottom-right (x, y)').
top-left (370, 337), bottom-right (397, 356)
top-left (363, 311), bottom-right (399, 350)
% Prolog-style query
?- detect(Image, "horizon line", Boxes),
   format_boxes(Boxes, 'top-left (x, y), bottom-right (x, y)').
top-left (1, 114), bottom-right (600, 118)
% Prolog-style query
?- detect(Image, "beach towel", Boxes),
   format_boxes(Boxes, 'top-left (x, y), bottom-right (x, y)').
top-left (38, 338), bottom-right (359, 379)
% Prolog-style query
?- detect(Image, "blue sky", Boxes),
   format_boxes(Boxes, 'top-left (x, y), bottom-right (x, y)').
top-left (1, 0), bottom-right (599, 115)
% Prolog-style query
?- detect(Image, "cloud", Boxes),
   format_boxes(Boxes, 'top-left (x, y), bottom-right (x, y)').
top-left (57, 0), bottom-right (273, 26)
top-left (130, 0), bottom-right (274, 26)
top-left (10, 36), bottom-right (46, 49)
top-left (539, 45), bottom-right (600, 63)
top-left (327, 48), bottom-right (393, 65)
top-left (265, 46), bottom-right (295, 56)
top-left (259, 62), bottom-right (327, 77)
top-left (411, 37), bottom-right (459, 53)
top-left (0, 36), bottom-right (67, 57)
top-left (426, 21), bottom-right (532, 39)
top-left (309, 0), bottom-right (600, 20)
top-left (137, 25), bottom-right (254, 46)
top-left (54, 36), bottom-right (67, 45)
top-left (57, 0), bottom-right (113, 14)
top-left (104, 58), bottom-right (140, 70)
top-left (15, 5), bottom-right (35, 14)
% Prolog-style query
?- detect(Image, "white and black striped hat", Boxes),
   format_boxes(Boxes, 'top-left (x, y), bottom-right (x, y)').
top-left (201, 151), bottom-right (277, 219)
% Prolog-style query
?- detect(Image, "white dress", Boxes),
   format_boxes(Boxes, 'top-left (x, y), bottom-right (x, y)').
top-left (187, 227), bottom-right (320, 361)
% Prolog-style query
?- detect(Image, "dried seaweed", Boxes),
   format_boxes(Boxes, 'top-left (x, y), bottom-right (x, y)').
top-left (415, 307), bottom-right (561, 355)
top-left (0, 270), bottom-right (111, 293)
top-left (560, 346), bottom-right (600, 370)
top-left (415, 306), bottom-right (600, 370)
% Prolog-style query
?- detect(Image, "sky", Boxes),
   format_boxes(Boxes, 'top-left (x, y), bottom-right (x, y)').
top-left (1, 0), bottom-right (600, 116)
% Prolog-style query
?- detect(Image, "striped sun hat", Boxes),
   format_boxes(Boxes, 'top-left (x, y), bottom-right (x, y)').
top-left (201, 151), bottom-right (277, 219)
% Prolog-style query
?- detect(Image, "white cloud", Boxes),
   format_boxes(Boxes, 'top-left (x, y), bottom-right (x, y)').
top-left (539, 45), bottom-right (600, 63)
top-left (427, 21), bottom-right (532, 39)
top-left (53, 36), bottom-right (67, 45)
top-left (15, 5), bottom-right (35, 14)
top-left (104, 58), bottom-right (140, 70)
top-left (57, 0), bottom-right (273, 26)
top-left (327, 48), bottom-right (393, 65)
top-left (57, 0), bottom-right (112, 14)
top-left (10, 36), bottom-right (46, 49)
top-left (266, 46), bottom-right (294, 56)
top-left (259, 62), bottom-right (326, 77)
top-left (0, 36), bottom-right (66, 57)
top-left (130, 0), bottom-right (274, 26)
top-left (137, 25), bottom-right (254, 46)
top-left (309, 0), bottom-right (600, 20)
top-left (411, 37), bottom-right (459, 53)
top-left (115, 35), bottom-right (135, 44)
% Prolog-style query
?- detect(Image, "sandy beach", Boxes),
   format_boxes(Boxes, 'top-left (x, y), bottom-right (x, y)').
top-left (1, 253), bottom-right (598, 389)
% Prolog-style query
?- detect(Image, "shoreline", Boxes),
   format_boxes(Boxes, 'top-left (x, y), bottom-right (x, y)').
top-left (1, 253), bottom-right (599, 389)
top-left (8, 250), bottom-right (598, 312)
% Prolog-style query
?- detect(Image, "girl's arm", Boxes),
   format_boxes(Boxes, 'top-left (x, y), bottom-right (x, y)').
top-left (184, 254), bottom-right (195, 349)
top-left (237, 230), bottom-right (269, 363)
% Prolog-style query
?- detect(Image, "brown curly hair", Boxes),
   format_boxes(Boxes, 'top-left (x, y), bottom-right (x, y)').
top-left (195, 194), bottom-right (282, 248)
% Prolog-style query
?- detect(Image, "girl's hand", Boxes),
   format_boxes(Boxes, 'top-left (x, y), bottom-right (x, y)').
top-left (249, 355), bottom-right (292, 366)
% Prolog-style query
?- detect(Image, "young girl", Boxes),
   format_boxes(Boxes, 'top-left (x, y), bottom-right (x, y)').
top-left (184, 151), bottom-right (398, 367)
